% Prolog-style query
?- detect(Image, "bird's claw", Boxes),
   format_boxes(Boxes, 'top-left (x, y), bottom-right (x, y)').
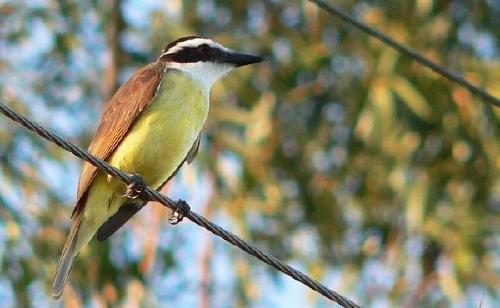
top-left (123, 174), bottom-right (147, 200)
top-left (168, 199), bottom-right (190, 225)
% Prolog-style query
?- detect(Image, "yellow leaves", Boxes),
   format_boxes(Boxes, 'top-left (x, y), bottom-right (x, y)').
top-left (389, 167), bottom-right (406, 192)
top-left (211, 92), bottom-right (282, 224)
top-left (354, 107), bottom-right (374, 142)
top-left (391, 76), bottom-right (432, 119)
top-left (377, 48), bottom-right (398, 74)
top-left (263, 183), bottom-right (282, 214)
top-left (362, 6), bottom-right (384, 25)
top-left (356, 79), bottom-right (394, 143)
top-left (309, 262), bottom-right (326, 281)
top-left (355, 44), bottom-right (434, 150)
top-left (453, 247), bottom-right (476, 276)
top-left (482, 60), bottom-right (500, 99)
top-left (307, 262), bottom-right (327, 301)
top-left (246, 92), bottom-right (275, 144)
top-left (212, 92), bottom-right (275, 183)
top-left (38, 225), bottom-right (66, 244)
top-left (212, 92), bottom-right (275, 145)
top-left (437, 257), bottom-right (463, 303)
top-left (235, 259), bottom-right (260, 300)
top-left (416, 0), bottom-right (433, 17)
top-left (124, 280), bottom-right (145, 307)
top-left (371, 77), bottom-right (395, 135)
top-left (420, 176), bottom-right (484, 290)
top-left (375, 48), bottom-right (433, 120)
top-left (406, 172), bottom-right (428, 233)
top-left (284, 79), bottom-right (325, 104)
top-left (212, 105), bottom-right (251, 126)
top-left (452, 141), bottom-right (472, 163)
top-left (6, 220), bottom-right (20, 240)
top-left (452, 88), bottom-right (476, 128)
top-left (304, 0), bottom-right (321, 35)
top-left (427, 16), bottom-right (451, 41)
top-left (400, 131), bottom-right (421, 157)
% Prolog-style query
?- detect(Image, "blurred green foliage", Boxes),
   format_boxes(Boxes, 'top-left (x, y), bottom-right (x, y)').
top-left (0, 0), bottom-right (499, 306)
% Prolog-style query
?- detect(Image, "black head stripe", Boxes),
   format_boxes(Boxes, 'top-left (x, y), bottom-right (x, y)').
top-left (161, 44), bottom-right (224, 63)
top-left (162, 36), bottom-right (204, 54)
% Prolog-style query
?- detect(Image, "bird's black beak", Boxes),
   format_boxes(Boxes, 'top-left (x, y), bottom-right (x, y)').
top-left (223, 51), bottom-right (263, 67)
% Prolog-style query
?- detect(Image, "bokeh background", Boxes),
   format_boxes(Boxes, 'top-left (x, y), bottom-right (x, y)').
top-left (1, 0), bottom-right (499, 307)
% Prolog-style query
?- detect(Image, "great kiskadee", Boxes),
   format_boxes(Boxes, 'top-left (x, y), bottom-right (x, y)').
top-left (52, 36), bottom-right (262, 299)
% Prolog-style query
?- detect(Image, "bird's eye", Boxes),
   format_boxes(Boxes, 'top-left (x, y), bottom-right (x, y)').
top-left (200, 44), bottom-right (210, 54)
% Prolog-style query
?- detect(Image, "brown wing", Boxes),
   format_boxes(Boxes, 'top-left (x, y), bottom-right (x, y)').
top-left (72, 61), bottom-right (165, 216)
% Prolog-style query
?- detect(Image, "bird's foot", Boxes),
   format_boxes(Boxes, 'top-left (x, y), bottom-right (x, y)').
top-left (123, 174), bottom-right (148, 200)
top-left (168, 199), bottom-right (190, 225)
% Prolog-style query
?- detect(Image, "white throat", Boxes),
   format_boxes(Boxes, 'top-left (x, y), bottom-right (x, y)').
top-left (166, 61), bottom-right (233, 95)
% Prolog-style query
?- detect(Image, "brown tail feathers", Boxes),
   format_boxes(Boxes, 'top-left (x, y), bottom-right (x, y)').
top-left (52, 213), bottom-right (83, 299)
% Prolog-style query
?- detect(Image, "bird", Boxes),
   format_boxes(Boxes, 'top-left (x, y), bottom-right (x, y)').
top-left (52, 36), bottom-right (262, 299)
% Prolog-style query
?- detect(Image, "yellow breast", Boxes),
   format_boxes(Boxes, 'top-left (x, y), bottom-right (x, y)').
top-left (78, 69), bottom-right (209, 248)
top-left (109, 69), bottom-right (209, 189)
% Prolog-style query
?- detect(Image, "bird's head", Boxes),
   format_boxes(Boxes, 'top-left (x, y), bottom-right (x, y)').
top-left (158, 36), bottom-right (263, 92)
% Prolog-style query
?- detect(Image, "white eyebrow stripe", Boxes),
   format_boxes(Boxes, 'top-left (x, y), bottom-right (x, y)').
top-left (162, 38), bottom-right (230, 56)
